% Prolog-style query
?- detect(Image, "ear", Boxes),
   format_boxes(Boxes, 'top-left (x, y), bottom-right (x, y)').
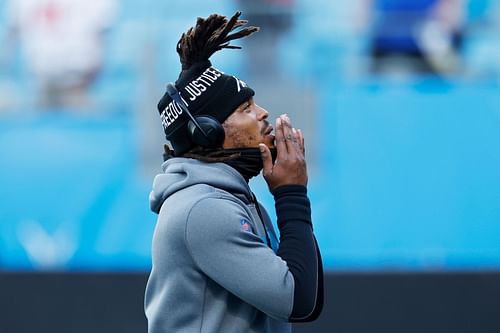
top-left (221, 122), bottom-right (232, 149)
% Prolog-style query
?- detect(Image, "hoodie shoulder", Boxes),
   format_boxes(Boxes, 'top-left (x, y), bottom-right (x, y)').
top-left (158, 183), bottom-right (217, 215)
top-left (149, 158), bottom-right (252, 214)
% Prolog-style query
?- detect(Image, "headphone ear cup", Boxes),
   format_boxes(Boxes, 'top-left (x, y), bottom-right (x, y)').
top-left (187, 116), bottom-right (225, 148)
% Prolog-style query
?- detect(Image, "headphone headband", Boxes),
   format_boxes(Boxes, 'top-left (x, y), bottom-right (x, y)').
top-left (166, 83), bottom-right (209, 140)
top-left (165, 83), bottom-right (225, 148)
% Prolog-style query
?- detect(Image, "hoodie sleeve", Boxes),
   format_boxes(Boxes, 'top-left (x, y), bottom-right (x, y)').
top-left (272, 185), bottom-right (323, 322)
top-left (185, 196), bottom-right (295, 321)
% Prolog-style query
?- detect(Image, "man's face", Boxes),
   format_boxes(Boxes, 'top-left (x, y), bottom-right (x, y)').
top-left (222, 98), bottom-right (274, 149)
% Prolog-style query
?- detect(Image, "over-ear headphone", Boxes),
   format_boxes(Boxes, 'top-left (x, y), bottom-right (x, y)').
top-left (166, 83), bottom-right (225, 148)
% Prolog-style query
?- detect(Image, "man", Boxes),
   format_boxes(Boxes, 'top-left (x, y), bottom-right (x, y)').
top-left (145, 12), bottom-right (323, 333)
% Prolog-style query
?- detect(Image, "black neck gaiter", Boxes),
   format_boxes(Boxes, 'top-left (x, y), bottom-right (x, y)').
top-left (163, 146), bottom-right (277, 183)
top-left (223, 147), bottom-right (277, 182)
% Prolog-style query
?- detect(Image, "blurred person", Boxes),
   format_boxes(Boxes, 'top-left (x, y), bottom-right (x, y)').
top-left (366, 0), bottom-right (464, 74)
top-left (3, 0), bottom-right (117, 109)
top-left (236, 0), bottom-right (295, 79)
top-left (144, 12), bottom-right (323, 333)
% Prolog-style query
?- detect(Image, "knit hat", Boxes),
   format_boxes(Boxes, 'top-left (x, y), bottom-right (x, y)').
top-left (157, 13), bottom-right (259, 156)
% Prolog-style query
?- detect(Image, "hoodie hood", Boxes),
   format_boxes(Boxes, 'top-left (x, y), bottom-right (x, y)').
top-left (149, 158), bottom-right (253, 214)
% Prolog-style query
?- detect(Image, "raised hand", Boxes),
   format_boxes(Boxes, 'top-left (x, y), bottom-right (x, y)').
top-left (259, 114), bottom-right (307, 191)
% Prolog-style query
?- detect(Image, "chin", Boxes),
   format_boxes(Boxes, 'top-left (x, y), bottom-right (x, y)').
top-left (262, 135), bottom-right (275, 148)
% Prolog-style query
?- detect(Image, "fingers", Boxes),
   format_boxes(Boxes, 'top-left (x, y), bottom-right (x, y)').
top-left (259, 144), bottom-right (273, 177)
top-left (274, 117), bottom-right (288, 159)
top-left (298, 129), bottom-right (305, 156)
top-left (282, 115), bottom-right (304, 156)
top-left (281, 115), bottom-right (296, 153)
top-left (292, 128), bottom-right (300, 151)
top-left (274, 114), bottom-right (304, 158)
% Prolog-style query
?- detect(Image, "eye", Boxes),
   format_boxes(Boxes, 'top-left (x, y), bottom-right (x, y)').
top-left (239, 102), bottom-right (251, 113)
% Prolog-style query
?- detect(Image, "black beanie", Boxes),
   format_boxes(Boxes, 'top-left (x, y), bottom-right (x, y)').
top-left (156, 12), bottom-right (259, 156)
top-left (157, 60), bottom-right (255, 156)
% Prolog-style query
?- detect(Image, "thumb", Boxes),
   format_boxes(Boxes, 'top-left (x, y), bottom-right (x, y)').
top-left (259, 144), bottom-right (273, 177)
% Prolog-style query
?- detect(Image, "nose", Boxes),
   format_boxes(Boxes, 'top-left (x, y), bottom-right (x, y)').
top-left (257, 105), bottom-right (269, 120)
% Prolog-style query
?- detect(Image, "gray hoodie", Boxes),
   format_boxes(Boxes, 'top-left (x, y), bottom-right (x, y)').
top-left (145, 158), bottom-right (294, 333)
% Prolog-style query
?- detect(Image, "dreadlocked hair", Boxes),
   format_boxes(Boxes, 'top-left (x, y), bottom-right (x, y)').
top-left (182, 146), bottom-right (241, 163)
top-left (176, 11), bottom-right (259, 70)
top-left (162, 144), bottom-right (241, 163)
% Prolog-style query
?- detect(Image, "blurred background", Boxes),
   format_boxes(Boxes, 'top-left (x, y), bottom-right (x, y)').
top-left (0, 0), bottom-right (499, 332)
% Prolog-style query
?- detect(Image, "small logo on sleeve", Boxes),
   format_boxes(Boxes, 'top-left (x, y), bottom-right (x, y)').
top-left (240, 219), bottom-right (251, 232)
